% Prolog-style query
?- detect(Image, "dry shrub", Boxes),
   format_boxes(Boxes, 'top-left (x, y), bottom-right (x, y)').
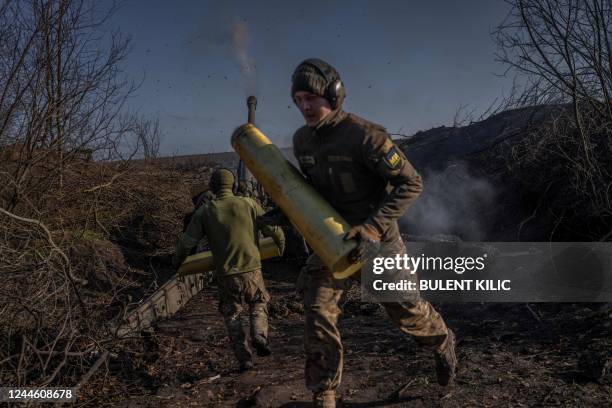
top-left (0, 1), bottom-right (196, 399)
top-left (0, 159), bottom-right (193, 394)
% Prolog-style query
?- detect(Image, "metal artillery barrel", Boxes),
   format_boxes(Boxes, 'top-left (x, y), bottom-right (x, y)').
top-left (231, 124), bottom-right (362, 279)
top-left (177, 237), bottom-right (281, 277)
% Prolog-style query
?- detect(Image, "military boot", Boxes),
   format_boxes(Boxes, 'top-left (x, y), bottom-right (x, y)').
top-left (434, 329), bottom-right (457, 386)
top-left (252, 335), bottom-right (271, 357)
top-left (313, 390), bottom-right (336, 408)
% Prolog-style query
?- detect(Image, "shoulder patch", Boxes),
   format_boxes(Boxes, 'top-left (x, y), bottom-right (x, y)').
top-left (383, 146), bottom-right (403, 170)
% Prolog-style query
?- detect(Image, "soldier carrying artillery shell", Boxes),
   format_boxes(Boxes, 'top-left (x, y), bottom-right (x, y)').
top-left (173, 168), bottom-right (285, 372)
top-left (280, 58), bottom-right (458, 408)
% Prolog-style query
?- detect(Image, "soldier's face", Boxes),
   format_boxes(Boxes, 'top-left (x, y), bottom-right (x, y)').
top-left (293, 91), bottom-right (332, 127)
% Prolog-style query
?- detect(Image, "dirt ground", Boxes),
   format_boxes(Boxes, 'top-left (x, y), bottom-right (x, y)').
top-left (112, 257), bottom-right (612, 407)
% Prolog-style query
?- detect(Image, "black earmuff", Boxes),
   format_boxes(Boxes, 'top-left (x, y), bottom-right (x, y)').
top-left (302, 58), bottom-right (344, 109)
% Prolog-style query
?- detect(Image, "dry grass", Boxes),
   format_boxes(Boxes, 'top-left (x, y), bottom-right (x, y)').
top-left (0, 159), bottom-right (194, 401)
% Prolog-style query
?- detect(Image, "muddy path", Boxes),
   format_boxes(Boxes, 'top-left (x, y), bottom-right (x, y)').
top-left (115, 258), bottom-right (612, 407)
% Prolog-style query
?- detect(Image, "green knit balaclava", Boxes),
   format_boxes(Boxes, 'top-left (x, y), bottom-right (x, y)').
top-left (209, 168), bottom-right (235, 193)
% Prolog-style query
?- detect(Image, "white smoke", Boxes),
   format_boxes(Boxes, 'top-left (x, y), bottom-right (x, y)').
top-left (230, 21), bottom-right (257, 95)
top-left (401, 162), bottom-right (497, 241)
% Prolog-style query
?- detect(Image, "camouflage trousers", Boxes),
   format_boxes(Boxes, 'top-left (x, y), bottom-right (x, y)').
top-left (297, 238), bottom-right (451, 393)
top-left (217, 269), bottom-right (270, 363)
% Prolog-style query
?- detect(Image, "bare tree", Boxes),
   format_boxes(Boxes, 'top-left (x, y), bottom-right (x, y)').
top-left (494, 0), bottom-right (612, 238)
top-left (0, 0), bottom-right (136, 211)
top-left (0, 0), bottom-right (179, 395)
top-left (134, 115), bottom-right (162, 160)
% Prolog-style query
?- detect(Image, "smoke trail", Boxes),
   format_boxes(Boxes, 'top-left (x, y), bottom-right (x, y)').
top-left (401, 162), bottom-right (497, 240)
top-left (230, 21), bottom-right (257, 95)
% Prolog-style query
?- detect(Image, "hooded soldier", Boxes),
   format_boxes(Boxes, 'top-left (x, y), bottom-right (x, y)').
top-left (174, 168), bottom-right (285, 372)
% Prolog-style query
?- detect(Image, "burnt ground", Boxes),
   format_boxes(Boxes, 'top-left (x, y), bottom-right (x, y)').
top-left (113, 258), bottom-right (612, 407)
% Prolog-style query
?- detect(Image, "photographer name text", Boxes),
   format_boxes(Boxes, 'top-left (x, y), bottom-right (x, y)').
top-left (372, 279), bottom-right (512, 291)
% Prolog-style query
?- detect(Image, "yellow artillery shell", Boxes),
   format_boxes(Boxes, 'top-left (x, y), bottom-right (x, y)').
top-left (178, 237), bottom-right (281, 277)
top-left (231, 124), bottom-right (362, 279)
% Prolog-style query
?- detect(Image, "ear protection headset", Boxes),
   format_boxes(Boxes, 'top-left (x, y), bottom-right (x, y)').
top-left (299, 58), bottom-right (344, 109)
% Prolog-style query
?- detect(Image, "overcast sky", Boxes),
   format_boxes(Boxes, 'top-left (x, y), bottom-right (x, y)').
top-left (107, 0), bottom-right (513, 155)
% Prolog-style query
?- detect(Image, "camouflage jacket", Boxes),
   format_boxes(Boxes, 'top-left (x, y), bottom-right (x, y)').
top-left (293, 110), bottom-right (422, 241)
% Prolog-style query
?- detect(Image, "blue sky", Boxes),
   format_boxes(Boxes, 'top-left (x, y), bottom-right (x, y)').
top-left (107, 0), bottom-right (513, 155)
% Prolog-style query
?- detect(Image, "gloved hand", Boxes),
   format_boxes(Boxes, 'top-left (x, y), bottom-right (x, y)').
top-left (343, 224), bottom-right (381, 263)
top-left (276, 237), bottom-right (286, 257)
top-left (258, 207), bottom-right (290, 227)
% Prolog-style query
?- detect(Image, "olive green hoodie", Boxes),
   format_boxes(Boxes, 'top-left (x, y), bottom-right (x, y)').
top-left (173, 189), bottom-right (285, 276)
